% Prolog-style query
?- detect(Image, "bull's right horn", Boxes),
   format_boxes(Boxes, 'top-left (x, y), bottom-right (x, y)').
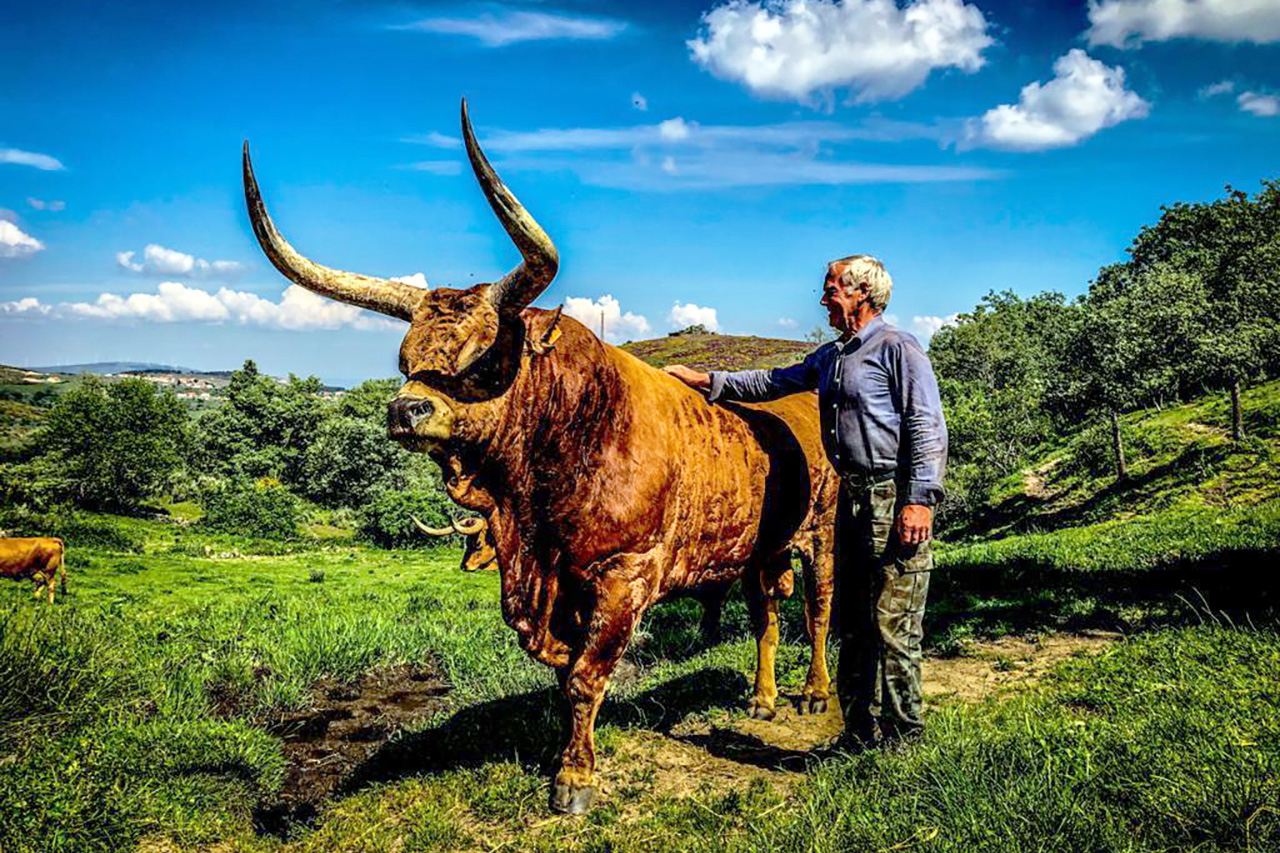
top-left (411, 515), bottom-right (455, 537)
top-left (453, 517), bottom-right (487, 536)
top-left (243, 143), bottom-right (427, 321)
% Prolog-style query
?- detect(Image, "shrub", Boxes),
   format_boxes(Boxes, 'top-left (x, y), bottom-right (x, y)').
top-left (358, 489), bottom-right (456, 549)
top-left (0, 506), bottom-right (144, 553)
top-left (200, 479), bottom-right (300, 540)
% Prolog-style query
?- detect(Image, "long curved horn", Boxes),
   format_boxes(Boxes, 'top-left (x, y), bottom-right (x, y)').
top-left (412, 515), bottom-right (455, 537)
top-left (460, 99), bottom-right (559, 314)
top-left (453, 516), bottom-right (487, 536)
top-left (243, 142), bottom-right (426, 320)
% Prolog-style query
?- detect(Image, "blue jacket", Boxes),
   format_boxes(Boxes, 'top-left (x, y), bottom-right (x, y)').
top-left (708, 314), bottom-right (948, 506)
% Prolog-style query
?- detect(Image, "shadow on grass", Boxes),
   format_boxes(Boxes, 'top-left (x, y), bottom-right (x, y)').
top-left (340, 667), bottom-right (750, 796)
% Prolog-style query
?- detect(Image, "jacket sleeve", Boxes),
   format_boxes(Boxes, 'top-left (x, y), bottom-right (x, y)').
top-left (706, 348), bottom-right (823, 403)
top-left (893, 338), bottom-right (948, 506)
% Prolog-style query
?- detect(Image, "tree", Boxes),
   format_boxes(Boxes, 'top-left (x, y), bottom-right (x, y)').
top-left (38, 377), bottom-right (188, 510)
top-left (193, 360), bottom-right (325, 485)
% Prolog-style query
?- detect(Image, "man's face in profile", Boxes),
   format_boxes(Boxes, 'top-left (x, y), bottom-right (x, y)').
top-left (820, 265), bottom-right (863, 333)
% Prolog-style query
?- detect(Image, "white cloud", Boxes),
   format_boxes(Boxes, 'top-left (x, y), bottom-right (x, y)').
top-left (1238, 91), bottom-right (1279, 117)
top-left (964, 50), bottom-right (1149, 151)
top-left (0, 220), bottom-right (45, 258)
top-left (0, 148), bottom-right (65, 170)
top-left (391, 272), bottom-right (430, 289)
top-left (661, 155), bottom-right (679, 175)
top-left (395, 10), bottom-right (626, 47)
top-left (669, 301), bottom-right (720, 331)
top-left (631, 92), bottom-right (648, 111)
top-left (116, 244), bottom-right (245, 279)
top-left (3, 283), bottom-right (401, 331)
top-left (0, 297), bottom-right (51, 315)
top-left (659, 117), bottom-right (691, 141)
top-left (27, 198), bottom-right (66, 211)
top-left (562, 294), bottom-right (651, 342)
top-left (688, 0), bottom-right (993, 104)
top-left (909, 313), bottom-right (958, 342)
top-left (777, 317), bottom-right (797, 328)
top-left (1086, 0), bottom-right (1280, 48)
top-left (1199, 79), bottom-right (1235, 99)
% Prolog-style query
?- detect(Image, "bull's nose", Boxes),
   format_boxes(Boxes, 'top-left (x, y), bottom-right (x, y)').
top-left (387, 396), bottom-right (434, 438)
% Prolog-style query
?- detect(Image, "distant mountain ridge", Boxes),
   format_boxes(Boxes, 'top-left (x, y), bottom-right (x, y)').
top-left (30, 362), bottom-right (216, 375)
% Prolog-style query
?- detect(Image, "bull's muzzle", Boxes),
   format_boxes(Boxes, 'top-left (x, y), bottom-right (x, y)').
top-left (387, 396), bottom-right (435, 441)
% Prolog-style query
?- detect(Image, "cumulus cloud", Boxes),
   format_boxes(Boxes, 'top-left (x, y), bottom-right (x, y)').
top-left (0, 220), bottom-right (45, 258)
top-left (688, 0), bottom-right (993, 104)
top-left (0, 297), bottom-right (51, 316)
top-left (631, 92), bottom-right (648, 111)
top-left (395, 9), bottom-right (626, 47)
top-left (964, 50), bottom-right (1149, 151)
top-left (909, 313), bottom-right (958, 342)
top-left (562, 294), bottom-right (651, 342)
top-left (1086, 0), bottom-right (1280, 48)
top-left (0, 148), bottom-right (65, 170)
top-left (2, 283), bottom-right (402, 331)
top-left (669, 301), bottom-right (720, 332)
top-left (116, 244), bottom-right (245, 279)
top-left (1238, 91), bottom-right (1279, 117)
top-left (391, 272), bottom-right (430, 289)
top-left (777, 317), bottom-right (798, 328)
top-left (27, 198), bottom-right (66, 212)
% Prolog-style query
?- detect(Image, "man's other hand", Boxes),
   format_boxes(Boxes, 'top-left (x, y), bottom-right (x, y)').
top-left (663, 364), bottom-right (711, 390)
top-left (895, 504), bottom-right (933, 546)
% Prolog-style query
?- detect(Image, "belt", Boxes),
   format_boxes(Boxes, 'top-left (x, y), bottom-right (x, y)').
top-left (838, 468), bottom-right (896, 490)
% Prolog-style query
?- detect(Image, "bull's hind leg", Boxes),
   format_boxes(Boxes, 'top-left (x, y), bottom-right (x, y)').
top-left (552, 557), bottom-right (653, 815)
top-left (798, 535), bottom-right (833, 714)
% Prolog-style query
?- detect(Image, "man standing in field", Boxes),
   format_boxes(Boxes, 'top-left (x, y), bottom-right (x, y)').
top-left (663, 255), bottom-right (948, 748)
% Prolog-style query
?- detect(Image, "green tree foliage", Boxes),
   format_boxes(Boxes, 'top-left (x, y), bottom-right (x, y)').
top-left (928, 292), bottom-right (1076, 526)
top-left (35, 377), bottom-right (187, 510)
top-left (193, 360), bottom-right (325, 485)
top-left (358, 488), bottom-right (457, 549)
top-left (200, 478), bottom-right (301, 539)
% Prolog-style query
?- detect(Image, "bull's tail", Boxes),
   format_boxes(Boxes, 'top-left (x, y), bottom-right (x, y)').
top-left (57, 538), bottom-right (67, 596)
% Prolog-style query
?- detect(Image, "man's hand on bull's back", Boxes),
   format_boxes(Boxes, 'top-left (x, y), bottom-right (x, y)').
top-left (663, 364), bottom-right (711, 391)
top-left (895, 504), bottom-right (933, 546)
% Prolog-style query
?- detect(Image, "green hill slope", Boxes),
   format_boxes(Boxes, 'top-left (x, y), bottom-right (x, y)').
top-left (940, 379), bottom-right (1280, 574)
top-left (621, 332), bottom-right (813, 371)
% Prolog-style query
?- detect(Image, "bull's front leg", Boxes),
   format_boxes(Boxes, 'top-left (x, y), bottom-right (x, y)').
top-left (552, 564), bottom-right (650, 815)
top-left (744, 566), bottom-right (780, 720)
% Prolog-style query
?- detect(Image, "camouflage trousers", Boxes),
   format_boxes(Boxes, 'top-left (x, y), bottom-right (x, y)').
top-left (834, 475), bottom-right (932, 742)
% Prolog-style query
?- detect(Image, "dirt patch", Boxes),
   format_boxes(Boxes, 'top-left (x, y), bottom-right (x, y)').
top-left (255, 661), bottom-right (451, 834)
top-left (924, 630), bottom-right (1120, 702)
top-left (1022, 458), bottom-right (1060, 501)
top-left (598, 631), bottom-right (1118, 807)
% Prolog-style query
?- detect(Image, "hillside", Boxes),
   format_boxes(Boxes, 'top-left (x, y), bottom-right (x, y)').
top-left (621, 332), bottom-right (814, 371)
top-left (939, 379), bottom-right (1280, 575)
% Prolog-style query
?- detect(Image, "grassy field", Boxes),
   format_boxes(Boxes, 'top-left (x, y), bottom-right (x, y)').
top-left (3, 380), bottom-right (1280, 852)
top-left (621, 333), bottom-right (814, 372)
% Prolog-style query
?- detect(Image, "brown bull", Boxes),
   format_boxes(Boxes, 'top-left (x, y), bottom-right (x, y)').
top-left (1, 537), bottom-right (66, 604)
top-left (242, 100), bottom-right (835, 814)
top-left (412, 515), bottom-right (498, 573)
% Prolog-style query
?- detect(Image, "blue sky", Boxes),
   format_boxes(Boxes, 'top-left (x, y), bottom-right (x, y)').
top-left (2, 0), bottom-right (1277, 386)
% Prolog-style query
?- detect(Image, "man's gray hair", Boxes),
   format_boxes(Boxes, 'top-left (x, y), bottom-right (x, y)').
top-left (829, 255), bottom-right (892, 313)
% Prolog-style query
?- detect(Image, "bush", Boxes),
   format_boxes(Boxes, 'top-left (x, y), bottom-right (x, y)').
top-left (0, 506), bottom-right (144, 553)
top-left (358, 489), bottom-right (456, 549)
top-left (200, 479), bottom-right (300, 540)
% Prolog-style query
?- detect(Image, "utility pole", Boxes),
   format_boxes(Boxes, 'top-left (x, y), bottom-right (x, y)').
top-left (600, 310), bottom-right (605, 340)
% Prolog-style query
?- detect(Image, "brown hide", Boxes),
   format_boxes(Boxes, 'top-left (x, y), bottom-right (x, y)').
top-left (0, 537), bottom-right (66, 604)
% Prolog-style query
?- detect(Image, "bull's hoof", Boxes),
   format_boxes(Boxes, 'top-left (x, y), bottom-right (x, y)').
top-left (746, 698), bottom-right (777, 720)
top-left (551, 782), bottom-right (599, 815)
top-left (801, 695), bottom-right (830, 715)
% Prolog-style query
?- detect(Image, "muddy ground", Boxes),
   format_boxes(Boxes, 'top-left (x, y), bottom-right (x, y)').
top-left (252, 630), bottom-right (1119, 835)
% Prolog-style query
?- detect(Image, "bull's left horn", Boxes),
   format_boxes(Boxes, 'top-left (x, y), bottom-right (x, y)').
top-left (411, 515), bottom-right (455, 537)
top-left (453, 517), bottom-right (487, 536)
top-left (460, 100), bottom-right (559, 315)
top-left (243, 142), bottom-right (426, 321)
